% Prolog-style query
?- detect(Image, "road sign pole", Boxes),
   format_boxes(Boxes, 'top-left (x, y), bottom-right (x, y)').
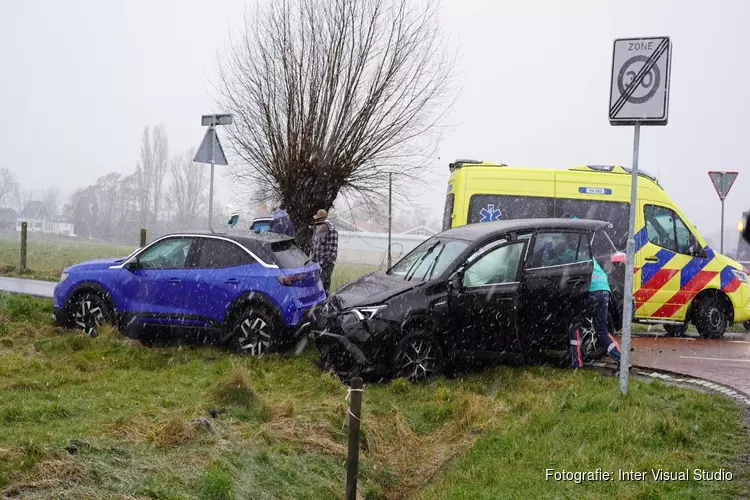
top-left (208, 124), bottom-right (216, 231)
top-left (620, 122), bottom-right (640, 396)
top-left (721, 198), bottom-right (725, 254)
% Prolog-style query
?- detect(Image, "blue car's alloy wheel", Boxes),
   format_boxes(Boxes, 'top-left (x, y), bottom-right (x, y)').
top-left (70, 293), bottom-right (112, 338)
top-left (232, 308), bottom-right (276, 356)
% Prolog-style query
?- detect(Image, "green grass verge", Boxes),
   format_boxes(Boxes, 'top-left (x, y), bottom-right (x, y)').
top-left (0, 294), bottom-right (747, 498)
top-left (0, 237), bottom-right (135, 282)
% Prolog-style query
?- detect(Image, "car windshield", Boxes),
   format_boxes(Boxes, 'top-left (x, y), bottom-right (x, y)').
top-left (388, 237), bottom-right (469, 282)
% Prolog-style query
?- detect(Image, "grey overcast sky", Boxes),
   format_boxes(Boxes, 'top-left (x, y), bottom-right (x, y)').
top-left (1, 0), bottom-right (748, 247)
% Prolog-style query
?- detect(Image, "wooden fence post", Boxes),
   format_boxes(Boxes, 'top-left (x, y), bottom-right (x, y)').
top-left (140, 228), bottom-right (147, 248)
top-left (20, 222), bottom-right (27, 273)
top-left (346, 377), bottom-right (364, 500)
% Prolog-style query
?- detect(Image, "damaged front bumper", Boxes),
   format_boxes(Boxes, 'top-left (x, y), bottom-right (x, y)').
top-left (313, 328), bottom-right (384, 381)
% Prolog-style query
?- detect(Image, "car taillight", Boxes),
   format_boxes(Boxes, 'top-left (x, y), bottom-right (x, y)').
top-left (610, 252), bottom-right (626, 264)
top-left (277, 274), bottom-right (307, 286)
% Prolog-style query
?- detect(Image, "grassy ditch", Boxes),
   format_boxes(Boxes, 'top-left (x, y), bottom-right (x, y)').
top-left (0, 293), bottom-right (747, 499)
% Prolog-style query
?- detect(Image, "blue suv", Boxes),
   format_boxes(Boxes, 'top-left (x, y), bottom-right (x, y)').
top-left (52, 231), bottom-right (326, 355)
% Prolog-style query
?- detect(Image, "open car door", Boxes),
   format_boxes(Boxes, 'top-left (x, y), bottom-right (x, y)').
top-left (517, 230), bottom-right (593, 353)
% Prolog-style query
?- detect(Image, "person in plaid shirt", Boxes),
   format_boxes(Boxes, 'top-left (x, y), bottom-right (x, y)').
top-left (311, 209), bottom-right (338, 293)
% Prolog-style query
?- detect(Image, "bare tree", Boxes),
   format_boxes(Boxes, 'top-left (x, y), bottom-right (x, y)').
top-left (167, 150), bottom-right (208, 230)
top-left (13, 188), bottom-right (34, 215)
top-left (218, 0), bottom-right (456, 245)
top-left (0, 168), bottom-right (19, 208)
top-left (136, 126), bottom-right (154, 227)
top-left (151, 124), bottom-right (169, 223)
top-left (42, 187), bottom-right (61, 219)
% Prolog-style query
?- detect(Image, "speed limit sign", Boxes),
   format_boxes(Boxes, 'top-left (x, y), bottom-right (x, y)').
top-left (609, 37), bottom-right (672, 126)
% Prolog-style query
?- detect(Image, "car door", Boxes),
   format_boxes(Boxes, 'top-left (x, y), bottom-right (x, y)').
top-left (636, 204), bottom-right (706, 320)
top-left (183, 238), bottom-right (256, 327)
top-left (449, 239), bottom-right (527, 358)
top-left (518, 230), bottom-right (593, 352)
top-left (118, 236), bottom-right (197, 323)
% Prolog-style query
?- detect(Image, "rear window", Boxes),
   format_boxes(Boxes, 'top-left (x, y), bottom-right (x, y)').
top-left (251, 220), bottom-right (272, 233)
top-left (270, 240), bottom-right (309, 268)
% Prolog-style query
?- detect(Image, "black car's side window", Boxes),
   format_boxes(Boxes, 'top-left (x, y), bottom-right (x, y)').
top-left (529, 232), bottom-right (589, 268)
top-left (196, 239), bottom-right (255, 269)
top-left (463, 241), bottom-right (525, 287)
top-left (138, 238), bottom-right (195, 270)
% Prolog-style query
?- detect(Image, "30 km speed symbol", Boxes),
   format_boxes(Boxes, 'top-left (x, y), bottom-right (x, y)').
top-left (617, 55), bottom-right (661, 104)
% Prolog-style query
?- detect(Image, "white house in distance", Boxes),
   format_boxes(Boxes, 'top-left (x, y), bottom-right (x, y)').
top-left (16, 201), bottom-right (75, 236)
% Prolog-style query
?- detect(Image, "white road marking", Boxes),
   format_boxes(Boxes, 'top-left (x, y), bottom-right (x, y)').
top-left (728, 341), bottom-right (750, 344)
top-left (679, 356), bottom-right (750, 362)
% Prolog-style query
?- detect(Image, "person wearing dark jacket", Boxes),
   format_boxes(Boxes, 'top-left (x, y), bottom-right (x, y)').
top-left (270, 205), bottom-right (296, 237)
top-left (310, 209), bottom-right (338, 293)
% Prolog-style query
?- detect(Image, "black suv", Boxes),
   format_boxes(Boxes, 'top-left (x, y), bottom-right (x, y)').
top-left (311, 218), bottom-right (624, 382)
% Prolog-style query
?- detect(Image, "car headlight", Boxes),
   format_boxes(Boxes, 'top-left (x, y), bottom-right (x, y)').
top-left (732, 269), bottom-right (748, 283)
top-left (351, 305), bottom-right (387, 320)
top-left (59, 272), bottom-right (69, 283)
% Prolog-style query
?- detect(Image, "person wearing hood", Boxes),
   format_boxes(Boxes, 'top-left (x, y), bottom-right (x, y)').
top-left (271, 205), bottom-right (296, 237)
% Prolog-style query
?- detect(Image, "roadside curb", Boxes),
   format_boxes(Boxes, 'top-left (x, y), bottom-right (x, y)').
top-left (590, 362), bottom-right (750, 407)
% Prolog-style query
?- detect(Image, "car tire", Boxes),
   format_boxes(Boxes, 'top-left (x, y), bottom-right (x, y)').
top-left (66, 291), bottom-right (114, 338)
top-left (571, 316), bottom-right (607, 362)
top-left (663, 323), bottom-right (687, 337)
top-left (391, 332), bottom-right (443, 383)
top-left (694, 297), bottom-right (727, 339)
top-left (744, 320), bottom-right (750, 333)
top-left (230, 307), bottom-right (278, 356)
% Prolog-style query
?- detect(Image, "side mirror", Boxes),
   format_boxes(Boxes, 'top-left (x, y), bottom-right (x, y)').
top-left (743, 213), bottom-right (750, 245)
top-left (124, 260), bottom-right (138, 272)
top-left (449, 271), bottom-right (462, 290)
top-left (688, 234), bottom-right (704, 257)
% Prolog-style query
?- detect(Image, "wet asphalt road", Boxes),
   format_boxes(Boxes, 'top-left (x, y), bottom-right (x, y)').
top-left (0, 276), bottom-right (55, 298)
top-left (1, 276), bottom-right (749, 394)
top-left (629, 331), bottom-right (750, 396)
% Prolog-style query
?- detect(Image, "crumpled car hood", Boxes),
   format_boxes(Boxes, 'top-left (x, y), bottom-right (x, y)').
top-left (330, 271), bottom-right (419, 310)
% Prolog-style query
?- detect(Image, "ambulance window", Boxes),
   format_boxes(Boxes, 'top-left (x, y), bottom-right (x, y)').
top-left (468, 195), bottom-right (554, 224)
top-left (555, 199), bottom-right (629, 250)
top-left (644, 205), bottom-right (693, 254)
top-left (674, 217), bottom-right (692, 255)
top-left (443, 194), bottom-right (454, 230)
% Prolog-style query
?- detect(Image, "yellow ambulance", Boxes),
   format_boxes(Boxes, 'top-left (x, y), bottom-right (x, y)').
top-left (443, 160), bottom-right (750, 338)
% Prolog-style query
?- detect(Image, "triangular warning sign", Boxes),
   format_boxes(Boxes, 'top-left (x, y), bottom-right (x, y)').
top-left (708, 171), bottom-right (738, 200)
top-left (194, 127), bottom-right (228, 165)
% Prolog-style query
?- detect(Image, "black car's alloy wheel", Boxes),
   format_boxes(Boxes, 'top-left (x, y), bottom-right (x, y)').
top-left (70, 292), bottom-right (112, 337)
top-left (392, 332), bottom-right (443, 383)
top-left (232, 308), bottom-right (277, 356)
top-left (572, 316), bottom-right (607, 362)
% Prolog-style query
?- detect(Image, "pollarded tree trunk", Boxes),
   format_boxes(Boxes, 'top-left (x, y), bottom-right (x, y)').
top-left (218, 0), bottom-right (456, 240)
